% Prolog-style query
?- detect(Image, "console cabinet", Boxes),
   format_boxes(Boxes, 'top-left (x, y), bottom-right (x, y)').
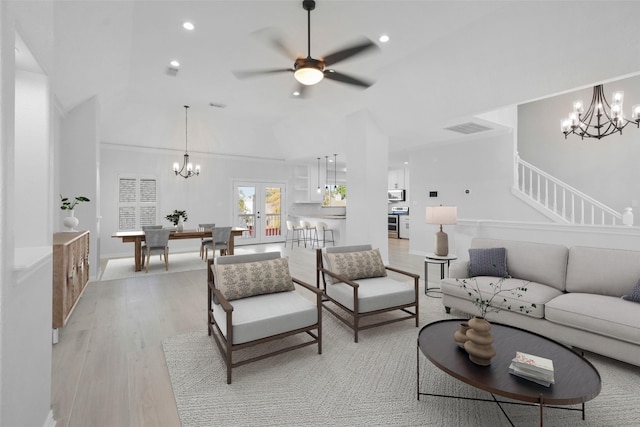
top-left (53, 231), bottom-right (90, 329)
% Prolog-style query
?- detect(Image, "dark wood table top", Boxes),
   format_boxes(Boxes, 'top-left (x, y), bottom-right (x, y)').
top-left (418, 319), bottom-right (601, 405)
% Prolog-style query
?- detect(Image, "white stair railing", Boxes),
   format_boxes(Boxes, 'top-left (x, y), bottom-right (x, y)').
top-left (514, 155), bottom-right (623, 226)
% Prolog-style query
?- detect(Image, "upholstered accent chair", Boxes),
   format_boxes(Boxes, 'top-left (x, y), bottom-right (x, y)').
top-left (316, 245), bottom-right (419, 342)
top-left (207, 252), bottom-right (323, 384)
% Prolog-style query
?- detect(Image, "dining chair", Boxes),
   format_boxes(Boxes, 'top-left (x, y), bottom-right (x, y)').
top-left (203, 226), bottom-right (232, 260)
top-left (198, 223), bottom-right (216, 259)
top-left (143, 228), bottom-right (171, 272)
top-left (140, 225), bottom-right (164, 267)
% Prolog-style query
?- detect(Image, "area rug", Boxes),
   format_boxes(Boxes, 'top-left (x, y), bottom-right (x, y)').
top-left (162, 295), bottom-right (640, 427)
top-left (100, 252), bottom-right (206, 281)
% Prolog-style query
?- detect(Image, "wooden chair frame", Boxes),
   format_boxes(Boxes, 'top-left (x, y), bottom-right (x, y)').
top-left (315, 249), bottom-right (419, 342)
top-left (207, 259), bottom-right (323, 384)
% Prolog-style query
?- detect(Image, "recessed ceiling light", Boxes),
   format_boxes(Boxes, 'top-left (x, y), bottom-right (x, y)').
top-left (404, 161), bottom-right (409, 165)
top-left (14, 47), bottom-right (19, 53)
top-left (183, 21), bottom-right (195, 31)
top-left (170, 60), bottom-right (180, 67)
top-left (293, 91), bottom-right (300, 96)
top-left (379, 34), bottom-right (390, 43)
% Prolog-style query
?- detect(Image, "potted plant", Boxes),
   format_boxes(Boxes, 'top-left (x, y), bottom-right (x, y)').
top-left (456, 268), bottom-right (534, 366)
top-left (165, 210), bottom-right (188, 231)
top-left (60, 194), bottom-right (90, 231)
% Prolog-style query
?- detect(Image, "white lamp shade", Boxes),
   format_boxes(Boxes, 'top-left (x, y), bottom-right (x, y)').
top-left (426, 206), bottom-right (457, 225)
top-left (294, 67), bottom-right (324, 85)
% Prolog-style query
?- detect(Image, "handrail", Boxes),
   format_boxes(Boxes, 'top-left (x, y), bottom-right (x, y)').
top-left (514, 155), bottom-right (622, 226)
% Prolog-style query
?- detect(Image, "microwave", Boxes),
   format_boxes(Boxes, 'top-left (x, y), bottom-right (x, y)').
top-left (388, 189), bottom-right (406, 202)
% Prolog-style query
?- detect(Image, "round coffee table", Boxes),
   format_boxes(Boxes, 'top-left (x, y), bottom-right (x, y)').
top-left (417, 319), bottom-right (601, 426)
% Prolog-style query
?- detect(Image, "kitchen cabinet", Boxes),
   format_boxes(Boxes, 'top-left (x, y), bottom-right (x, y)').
top-left (388, 168), bottom-right (409, 191)
top-left (399, 216), bottom-right (410, 239)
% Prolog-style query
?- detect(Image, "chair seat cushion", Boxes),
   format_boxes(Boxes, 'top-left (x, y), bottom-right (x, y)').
top-left (213, 257), bottom-right (294, 301)
top-left (212, 291), bottom-right (318, 344)
top-left (326, 276), bottom-right (415, 313)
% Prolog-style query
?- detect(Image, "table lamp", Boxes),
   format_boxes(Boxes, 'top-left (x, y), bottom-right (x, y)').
top-left (426, 206), bottom-right (457, 256)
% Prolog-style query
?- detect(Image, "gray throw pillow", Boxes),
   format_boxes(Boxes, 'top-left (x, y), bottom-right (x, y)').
top-left (622, 278), bottom-right (640, 303)
top-left (468, 247), bottom-right (508, 277)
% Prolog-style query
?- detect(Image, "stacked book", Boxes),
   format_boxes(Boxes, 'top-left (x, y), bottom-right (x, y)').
top-left (508, 351), bottom-right (555, 387)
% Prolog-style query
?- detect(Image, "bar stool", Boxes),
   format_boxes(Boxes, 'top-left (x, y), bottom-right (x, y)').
top-left (315, 221), bottom-right (335, 247)
top-left (285, 220), bottom-right (304, 248)
top-left (300, 220), bottom-right (319, 248)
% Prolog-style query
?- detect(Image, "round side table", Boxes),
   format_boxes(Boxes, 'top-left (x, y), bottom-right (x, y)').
top-left (424, 253), bottom-right (457, 297)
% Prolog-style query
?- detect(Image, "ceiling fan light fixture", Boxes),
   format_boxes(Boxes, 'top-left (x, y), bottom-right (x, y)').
top-left (294, 66), bottom-right (324, 85)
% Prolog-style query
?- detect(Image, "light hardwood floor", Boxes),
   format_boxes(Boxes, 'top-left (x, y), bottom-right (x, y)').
top-left (52, 238), bottom-right (429, 427)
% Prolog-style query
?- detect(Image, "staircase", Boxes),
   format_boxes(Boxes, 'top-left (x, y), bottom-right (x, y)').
top-left (513, 155), bottom-right (624, 226)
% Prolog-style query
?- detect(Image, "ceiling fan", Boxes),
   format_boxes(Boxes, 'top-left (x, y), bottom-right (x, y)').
top-left (233, 0), bottom-right (379, 97)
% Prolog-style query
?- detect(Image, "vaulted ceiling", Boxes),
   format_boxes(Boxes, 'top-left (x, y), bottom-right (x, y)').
top-left (13, 1), bottom-right (640, 167)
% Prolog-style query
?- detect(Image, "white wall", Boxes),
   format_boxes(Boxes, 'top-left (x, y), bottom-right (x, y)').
top-left (408, 130), bottom-right (550, 256)
top-left (15, 69), bottom-right (50, 248)
top-left (1, 2), bottom-right (56, 426)
top-left (100, 145), bottom-right (294, 257)
top-left (518, 74), bottom-right (640, 213)
top-left (59, 97), bottom-right (100, 279)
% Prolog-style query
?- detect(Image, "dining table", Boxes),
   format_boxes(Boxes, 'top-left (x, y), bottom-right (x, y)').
top-left (111, 227), bottom-right (248, 272)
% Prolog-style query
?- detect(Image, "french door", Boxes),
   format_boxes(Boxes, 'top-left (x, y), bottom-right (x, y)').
top-left (233, 181), bottom-right (285, 245)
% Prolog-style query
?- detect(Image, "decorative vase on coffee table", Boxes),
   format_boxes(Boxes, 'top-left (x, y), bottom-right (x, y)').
top-left (177, 217), bottom-right (184, 232)
top-left (464, 316), bottom-right (496, 366)
top-left (63, 209), bottom-right (79, 231)
top-left (453, 322), bottom-right (470, 349)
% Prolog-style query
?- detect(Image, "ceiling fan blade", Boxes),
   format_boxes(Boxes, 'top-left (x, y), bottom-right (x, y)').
top-left (324, 70), bottom-right (373, 88)
top-left (321, 38), bottom-right (379, 66)
top-left (233, 68), bottom-right (293, 79)
top-left (252, 28), bottom-right (298, 60)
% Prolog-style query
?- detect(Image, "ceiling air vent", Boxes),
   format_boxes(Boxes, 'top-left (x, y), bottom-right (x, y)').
top-left (444, 122), bottom-right (492, 135)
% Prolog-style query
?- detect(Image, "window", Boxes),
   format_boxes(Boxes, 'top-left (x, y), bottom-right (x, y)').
top-left (118, 176), bottom-right (157, 230)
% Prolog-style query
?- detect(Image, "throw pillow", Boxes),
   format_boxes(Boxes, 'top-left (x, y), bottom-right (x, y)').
top-left (622, 278), bottom-right (640, 303)
top-left (324, 248), bottom-right (387, 283)
top-left (213, 257), bottom-right (294, 301)
top-left (468, 247), bottom-right (509, 277)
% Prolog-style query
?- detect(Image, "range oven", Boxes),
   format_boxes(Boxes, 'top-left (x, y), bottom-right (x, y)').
top-left (388, 214), bottom-right (399, 238)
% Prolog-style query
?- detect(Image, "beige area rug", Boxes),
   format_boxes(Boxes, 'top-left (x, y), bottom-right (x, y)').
top-left (162, 293), bottom-right (640, 427)
top-left (100, 252), bottom-right (207, 281)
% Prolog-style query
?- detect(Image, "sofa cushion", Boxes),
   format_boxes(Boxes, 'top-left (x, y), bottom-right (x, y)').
top-left (565, 246), bottom-right (640, 297)
top-left (468, 247), bottom-right (508, 277)
top-left (213, 257), bottom-right (294, 301)
top-left (212, 291), bottom-right (318, 345)
top-left (545, 293), bottom-right (640, 345)
top-left (440, 277), bottom-right (562, 319)
top-left (325, 248), bottom-right (387, 283)
top-left (622, 278), bottom-right (640, 303)
top-left (325, 276), bottom-right (415, 313)
top-left (471, 238), bottom-right (569, 291)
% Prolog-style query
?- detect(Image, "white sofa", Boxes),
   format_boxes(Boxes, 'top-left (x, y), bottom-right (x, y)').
top-left (440, 238), bottom-right (640, 367)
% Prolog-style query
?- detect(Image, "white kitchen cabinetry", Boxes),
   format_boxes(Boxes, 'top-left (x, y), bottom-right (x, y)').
top-left (388, 168), bottom-right (408, 190)
top-left (293, 164), bottom-right (310, 202)
top-left (399, 216), bottom-right (410, 239)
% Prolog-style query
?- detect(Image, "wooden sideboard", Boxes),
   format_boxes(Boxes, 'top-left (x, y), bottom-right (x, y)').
top-left (53, 231), bottom-right (90, 329)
